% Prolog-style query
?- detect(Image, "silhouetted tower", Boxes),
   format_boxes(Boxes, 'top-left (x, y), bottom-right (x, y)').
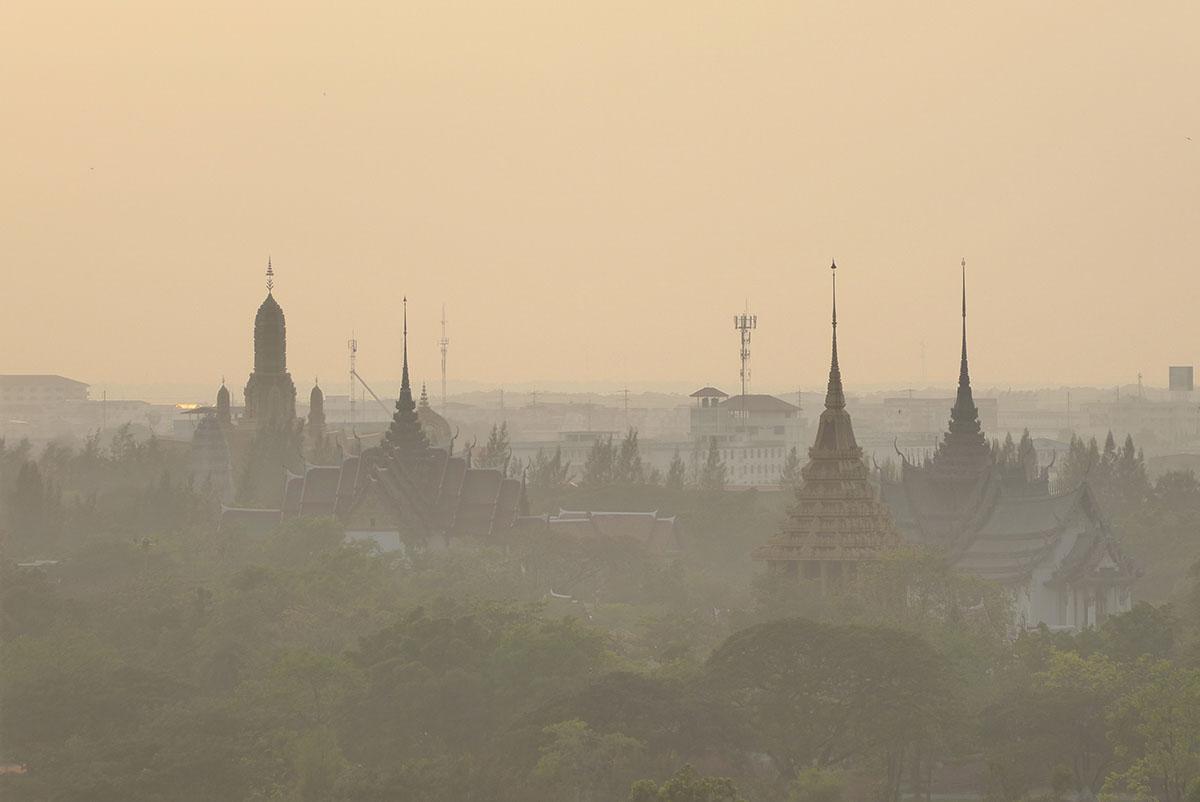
top-left (439, 304), bottom-right (450, 412)
top-left (309, 379), bottom-right (325, 436)
top-left (347, 335), bottom-right (358, 430)
top-left (734, 303), bottom-right (757, 430)
top-left (216, 378), bottom-right (231, 426)
top-left (243, 257), bottom-right (296, 423)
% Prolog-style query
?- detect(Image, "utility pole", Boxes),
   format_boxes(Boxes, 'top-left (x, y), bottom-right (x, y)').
top-left (347, 335), bottom-right (358, 430)
top-left (439, 304), bottom-right (450, 412)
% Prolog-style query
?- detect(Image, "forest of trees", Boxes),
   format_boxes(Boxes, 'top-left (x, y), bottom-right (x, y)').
top-left (2, 429), bottom-right (1200, 801)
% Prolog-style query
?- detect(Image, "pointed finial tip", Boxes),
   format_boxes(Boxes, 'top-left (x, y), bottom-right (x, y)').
top-left (831, 258), bottom-right (837, 270)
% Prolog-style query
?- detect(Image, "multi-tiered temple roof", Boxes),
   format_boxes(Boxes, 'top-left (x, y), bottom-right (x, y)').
top-left (880, 261), bottom-right (1136, 624)
top-left (755, 262), bottom-right (900, 569)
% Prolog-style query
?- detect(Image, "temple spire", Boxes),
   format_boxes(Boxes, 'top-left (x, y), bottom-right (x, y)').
top-left (824, 259), bottom-right (846, 410)
top-left (383, 295), bottom-right (429, 455)
top-left (943, 256), bottom-right (985, 446)
top-left (960, 257), bottom-right (968, 384)
top-left (955, 257), bottom-right (974, 408)
top-left (266, 257), bottom-right (274, 294)
top-left (401, 296), bottom-right (410, 395)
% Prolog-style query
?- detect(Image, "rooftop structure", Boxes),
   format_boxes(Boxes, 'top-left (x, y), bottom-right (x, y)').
top-left (243, 258), bottom-right (297, 424)
top-left (755, 260), bottom-right (901, 583)
top-left (881, 260), bottom-right (1137, 629)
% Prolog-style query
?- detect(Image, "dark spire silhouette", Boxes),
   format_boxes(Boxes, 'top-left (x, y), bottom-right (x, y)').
top-left (931, 257), bottom-right (990, 477)
top-left (384, 296), bottom-right (429, 455)
top-left (949, 257), bottom-right (980, 434)
top-left (812, 259), bottom-right (858, 453)
top-left (824, 259), bottom-right (846, 410)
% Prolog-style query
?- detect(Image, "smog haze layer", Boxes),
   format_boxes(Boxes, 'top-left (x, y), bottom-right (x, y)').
top-left (3, 1), bottom-right (1198, 392)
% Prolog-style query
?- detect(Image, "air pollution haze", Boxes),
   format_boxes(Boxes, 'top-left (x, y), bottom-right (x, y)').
top-left (3, 2), bottom-right (1198, 391)
top-left (5, 5), bottom-right (1200, 802)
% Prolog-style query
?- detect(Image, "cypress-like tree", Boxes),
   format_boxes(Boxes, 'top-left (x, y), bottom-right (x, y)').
top-left (476, 422), bottom-right (511, 470)
top-left (614, 427), bottom-right (644, 484)
top-left (581, 435), bottom-right (615, 487)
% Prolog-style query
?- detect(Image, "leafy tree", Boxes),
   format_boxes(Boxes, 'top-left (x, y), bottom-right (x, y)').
top-left (1105, 660), bottom-right (1200, 802)
top-left (628, 764), bottom-right (745, 802)
top-left (582, 436), bottom-right (616, 488)
top-left (786, 766), bottom-right (846, 802)
top-left (533, 719), bottom-right (645, 802)
top-left (475, 422), bottom-right (512, 471)
top-left (982, 648), bottom-right (1124, 800)
top-left (615, 428), bottom-right (645, 484)
top-left (703, 618), bottom-right (953, 798)
top-left (529, 446), bottom-right (572, 493)
top-left (1099, 602), bottom-right (1178, 663)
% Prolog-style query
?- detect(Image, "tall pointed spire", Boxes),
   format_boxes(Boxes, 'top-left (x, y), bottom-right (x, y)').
top-left (266, 256), bottom-right (274, 294)
top-left (824, 259), bottom-right (846, 410)
top-left (401, 296), bottom-right (412, 401)
top-left (959, 257), bottom-right (969, 392)
top-left (384, 295), bottom-right (429, 455)
top-left (951, 257), bottom-right (977, 423)
top-left (930, 256), bottom-right (990, 477)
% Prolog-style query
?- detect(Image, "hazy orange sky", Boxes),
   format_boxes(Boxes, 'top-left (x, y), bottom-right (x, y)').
top-left (3, 2), bottom-right (1198, 397)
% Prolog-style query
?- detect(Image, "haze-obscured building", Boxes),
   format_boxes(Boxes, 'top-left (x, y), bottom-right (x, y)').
top-left (880, 269), bottom-right (1136, 630)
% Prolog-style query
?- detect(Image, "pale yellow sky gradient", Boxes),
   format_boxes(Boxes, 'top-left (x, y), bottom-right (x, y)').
top-left (2, 2), bottom-right (1198, 395)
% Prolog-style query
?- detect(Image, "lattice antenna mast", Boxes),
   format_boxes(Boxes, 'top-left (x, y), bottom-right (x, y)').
top-left (734, 303), bottom-right (757, 430)
top-left (347, 334), bottom-right (358, 431)
top-left (439, 304), bottom-right (450, 412)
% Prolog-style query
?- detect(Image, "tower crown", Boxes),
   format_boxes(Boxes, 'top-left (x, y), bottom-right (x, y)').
top-left (813, 260), bottom-right (858, 453)
top-left (254, 259), bottom-right (286, 374)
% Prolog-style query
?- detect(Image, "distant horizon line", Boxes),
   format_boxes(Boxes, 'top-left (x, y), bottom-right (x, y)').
top-left (20, 376), bottom-right (1183, 405)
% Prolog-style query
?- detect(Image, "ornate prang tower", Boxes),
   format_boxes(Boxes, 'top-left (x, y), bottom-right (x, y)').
top-left (754, 260), bottom-right (900, 587)
top-left (243, 258), bottom-right (297, 425)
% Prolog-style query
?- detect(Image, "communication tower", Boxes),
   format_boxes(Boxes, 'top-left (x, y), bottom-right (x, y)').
top-left (733, 305), bottom-right (757, 429)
